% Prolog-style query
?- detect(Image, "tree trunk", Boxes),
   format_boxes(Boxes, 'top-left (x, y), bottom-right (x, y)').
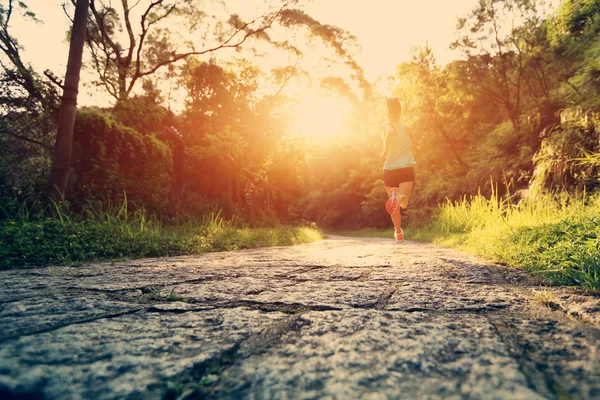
top-left (163, 126), bottom-right (184, 213)
top-left (227, 173), bottom-right (234, 206)
top-left (266, 186), bottom-right (272, 214)
top-left (250, 191), bottom-right (257, 222)
top-left (118, 69), bottom-right (128, 102)
top-left (171, 139), bottom-right (184, 212)
top-left (49, 0), bottom-right (90, 200)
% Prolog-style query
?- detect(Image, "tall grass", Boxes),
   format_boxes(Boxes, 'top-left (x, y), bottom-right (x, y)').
top-left (413, 188), bottom-right (600, 291)
top-left (0, 198), bottom-right (322, 269)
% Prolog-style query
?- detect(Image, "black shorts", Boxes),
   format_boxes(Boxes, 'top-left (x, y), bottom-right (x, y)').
top-left (382, 167), bottom-right (415, 187)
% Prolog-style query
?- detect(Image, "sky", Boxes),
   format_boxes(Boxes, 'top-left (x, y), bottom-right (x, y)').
top-left (9, 0), bottom-right (479, 96)
top-left (302, 0), bottom-right (477, 77)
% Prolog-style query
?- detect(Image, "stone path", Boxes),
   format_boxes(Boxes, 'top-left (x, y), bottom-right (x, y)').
top-left (1, 236), bottom-right (600, 399)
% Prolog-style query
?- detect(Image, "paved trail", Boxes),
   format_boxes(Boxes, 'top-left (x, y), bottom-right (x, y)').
top-left (1, 236), bottom-right (600, 399)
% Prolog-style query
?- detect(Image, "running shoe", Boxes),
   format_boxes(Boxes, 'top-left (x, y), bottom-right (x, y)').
top-left (394, 229), bottom-right (404, 243)
top-left (385, 189), bottom-right (399, 215)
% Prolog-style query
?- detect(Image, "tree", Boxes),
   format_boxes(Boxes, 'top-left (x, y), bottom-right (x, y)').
top-left (179, 58), bottom-right (293, 220)
top-left (1, 1), bottom-right (43, 104)
top-left (0, 1), bottom-right (63, 200)
top-left (79, 0), bottom-right (299, 103)
top-left (395, 46), bottom-right (473, 171)
top-left (0, 0), bottom-right (59, 147)
top-left (547, 0), bottom-right (600, 105)
top-left (452, 0), bottom-right (543, 131)
top-left (79, 1), bottom-right (373, 107)
top-left (553, 0), bottom-right (600, 37)
top-left (49, 0), bottom-right (90, 200)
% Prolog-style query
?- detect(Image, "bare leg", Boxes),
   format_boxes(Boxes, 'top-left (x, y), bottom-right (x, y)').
top-left (385, 186), bottom-right (401, 232)
top-left (397, 181), bottom-right (414, 210)
top-left (386, 181), bottom-right (414, 232)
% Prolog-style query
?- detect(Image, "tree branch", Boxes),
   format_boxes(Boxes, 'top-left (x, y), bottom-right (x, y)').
top-left (134, 0), bottom-right (175, 85)
top-left (121, 0), bottom-right (137, 63)
top-left (89, 0), bottom-right (122, 61)
top-left (5, 0), bottom-right (14, 30)
top-left (128, 0), bottom-right (142, 11)
top-left (126, 5), bottom-right (285, 96)
top-left (86, 34), bottom-right (118, 98)
top-left (0, 129), bottom-right (52, 150)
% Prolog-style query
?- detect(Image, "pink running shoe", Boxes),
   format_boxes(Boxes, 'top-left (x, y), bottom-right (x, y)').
top-left (394, 229), bottom-right (404, 243)
top-left (385, 189), bottom-right (400, 215)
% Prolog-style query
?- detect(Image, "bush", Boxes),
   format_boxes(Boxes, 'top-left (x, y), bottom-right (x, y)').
top-left (68, 109), bottom-right (173, 213)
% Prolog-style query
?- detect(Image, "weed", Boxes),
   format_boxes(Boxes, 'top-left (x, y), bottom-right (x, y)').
top-left (137, 287), bottom-right (185, 302)
top-left (532, 289), bottom-right (561, 310)
top-left (166, 288), bottom-right (185, 302)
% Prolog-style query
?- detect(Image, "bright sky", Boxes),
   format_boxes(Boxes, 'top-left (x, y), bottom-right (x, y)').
top-left (9, 0), bottom-right (479, 103)
top-left (7, 0), bottom-right (559, 139)
top-left (302, 0), bottom-right (477, 78)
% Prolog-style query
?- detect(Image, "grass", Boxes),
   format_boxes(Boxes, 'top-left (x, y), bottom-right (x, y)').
top-left (332, 228), bottom-right (394, 238)
top-left (532, 289), bottom-right (561, 310)
top-left (0, 198), bottom-right (322, 270)
top-left (137, 288), bottom-right (186, 302)
top-left (411, 188), bottom-right (600, 291)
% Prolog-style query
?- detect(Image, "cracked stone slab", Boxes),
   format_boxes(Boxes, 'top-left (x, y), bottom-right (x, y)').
top-left (198, 310), bottom-right (600, 400)
top-left (0, 293), bottom-right (143, 342)
top-left (386, 281), bottom-right (521, 312)
top-left (241, 280), bottom-right (393, 309)
top-left (542, 289), bottom-right (600, 327)
top-left (0, 309), bottom-right (289, 400)
top-left (159, 277), bottom-right (298, 304)
top-left (0, 235), bottom-right (599, 399)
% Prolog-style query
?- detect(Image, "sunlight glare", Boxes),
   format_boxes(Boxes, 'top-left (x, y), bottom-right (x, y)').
top-left (292, 93), bottom-right (352, 140)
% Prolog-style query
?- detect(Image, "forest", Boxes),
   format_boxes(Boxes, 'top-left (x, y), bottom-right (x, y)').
top-left (1, 0), bottom-right (599, 288)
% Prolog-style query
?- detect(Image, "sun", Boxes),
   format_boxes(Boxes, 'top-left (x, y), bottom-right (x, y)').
top-left (291, 92), bottom-right (352, 140)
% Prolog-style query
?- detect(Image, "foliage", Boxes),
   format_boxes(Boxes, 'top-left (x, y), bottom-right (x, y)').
top-left (0, 1), bottom-right (59, 204)
top-left (297, 128), bottom-right (384, 229)
top-left (553, 0), bottom-right (600, 38)
top-left (0, 198), bottom-right (322, 269)
top-left (79, 0), bottom-right (371, 105)
top-left (178, 58), bottom-right (292, 221)
top-left (110, 80), bottom-right (169, 134)
top-left (80, 0), bottom-right (300, 101)
top-left (412, 190), bottom-right (600, 290)
top-left (2, 0), bottom-right (374, 229)
top-left (373, 0), bottom-right (600, 219)
top-left (451, 0), bottom-right (550, 131)
top-left (68, 109), bottom-right (173, 213)
top-left (0, 0), bottom-right (58, 112)
top-left (530, 107), bottom-right (600, 193)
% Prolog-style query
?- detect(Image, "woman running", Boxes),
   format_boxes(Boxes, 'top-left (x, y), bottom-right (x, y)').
top-left (380, 97), bottom-right (416, 243)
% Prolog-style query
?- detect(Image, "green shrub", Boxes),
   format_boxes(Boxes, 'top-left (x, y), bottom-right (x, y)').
top-left (68, 109), bottom-right (173, 213)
